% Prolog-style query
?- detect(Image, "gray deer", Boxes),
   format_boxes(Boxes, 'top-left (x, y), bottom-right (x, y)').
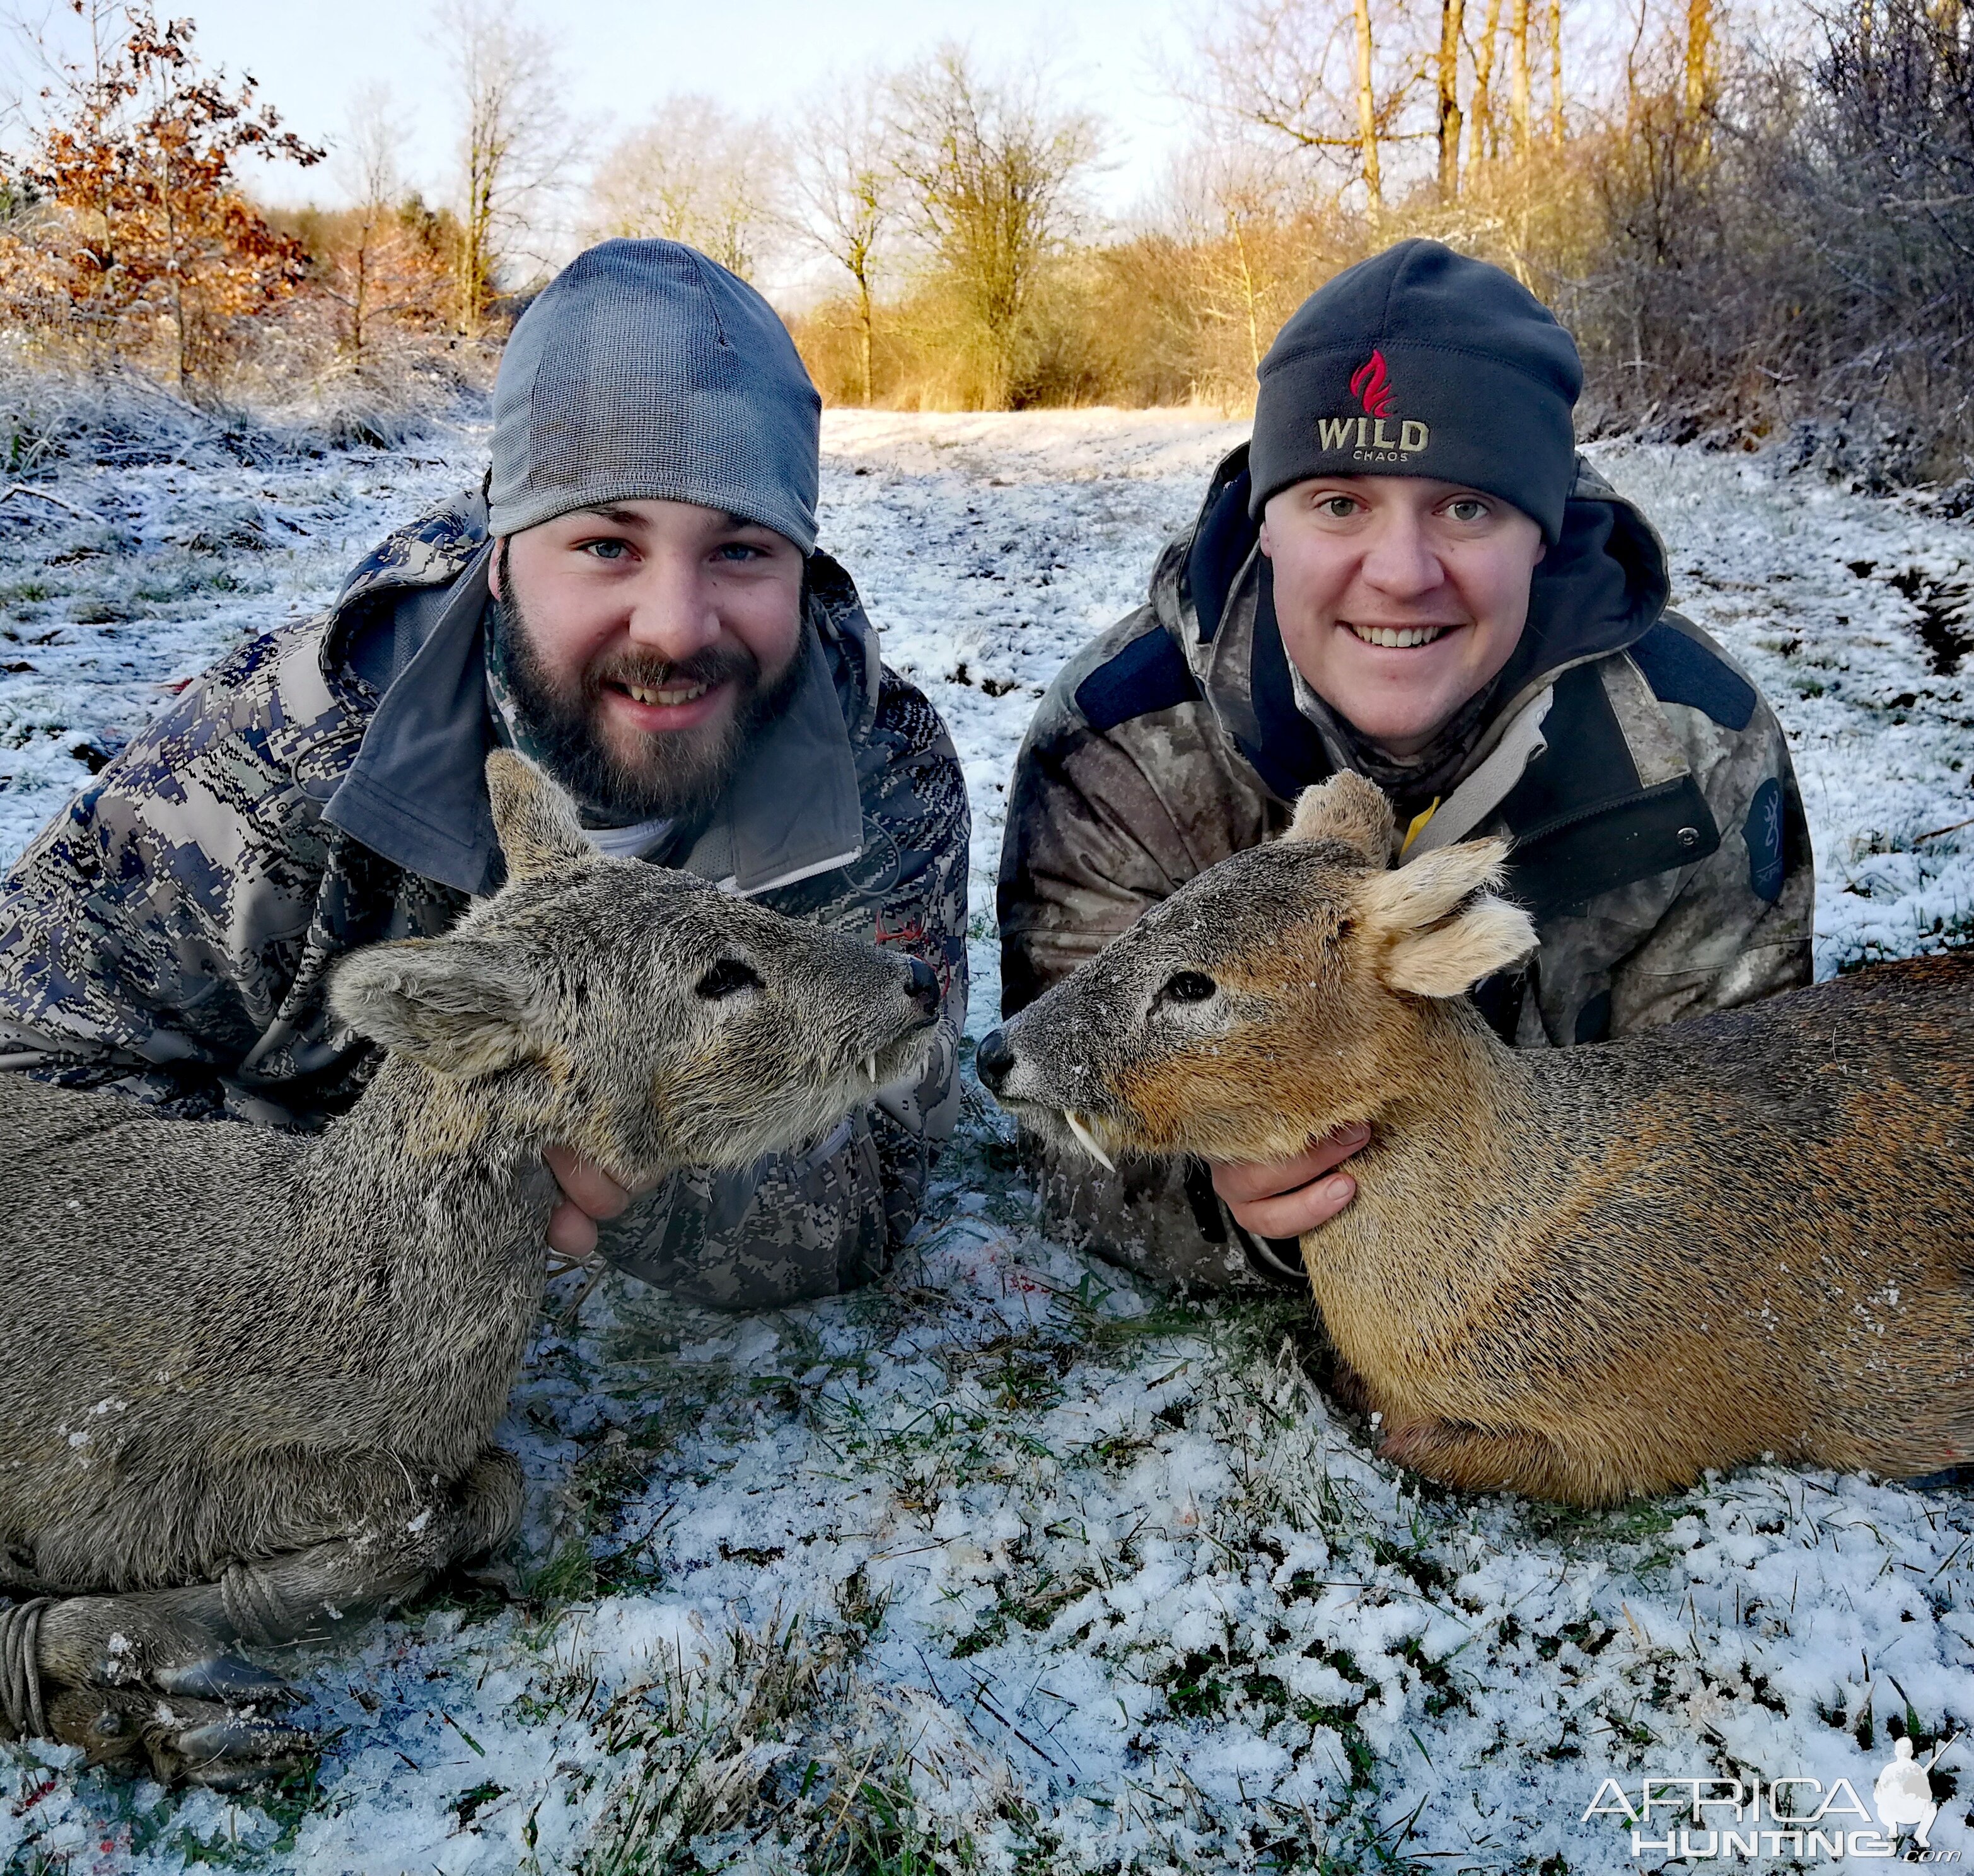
top-left (0, 751), bottom-right (941, 1785)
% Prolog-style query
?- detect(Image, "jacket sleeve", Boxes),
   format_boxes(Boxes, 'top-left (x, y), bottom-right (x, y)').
top-left (1609, 691), bottom-right (1813, 1031)
top-left (998, 608), bottom-right (1276, 1014)
top-left (0, 630), bottom-right (356, 1119)
top-left (861, 681), bottom-right (971, 1249)
top-left (597, 674), bottom-right (972, 1307)
top-left (994, 617), bottom-right (1290, 1292)
top-left (1530, 673), bottom-right (1816, 1045)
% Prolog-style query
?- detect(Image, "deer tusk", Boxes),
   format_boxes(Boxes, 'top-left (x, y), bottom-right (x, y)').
top-left (1064, 1109), bottom-right (1117, 1172)
top-left (864, 1055), bottom-right (880, 1084)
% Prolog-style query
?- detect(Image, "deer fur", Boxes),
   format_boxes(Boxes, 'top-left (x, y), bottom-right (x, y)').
top-left (978, 770), bottom-right (1974, 1506)
top-left (0, 751), bottom-right (939, 1783)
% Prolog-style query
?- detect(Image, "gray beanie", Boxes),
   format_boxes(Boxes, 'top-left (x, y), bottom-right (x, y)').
top-left (488, 239), bottom-right (822, 552)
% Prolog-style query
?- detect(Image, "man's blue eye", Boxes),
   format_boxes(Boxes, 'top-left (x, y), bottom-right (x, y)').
top-left (583, 539), bottom-right (630, 560)
top-left (716, 542), bottom-right (763, 560)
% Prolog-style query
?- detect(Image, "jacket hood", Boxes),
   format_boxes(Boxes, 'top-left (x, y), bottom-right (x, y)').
top-left (1157, 443), bottom-right (1671, 801)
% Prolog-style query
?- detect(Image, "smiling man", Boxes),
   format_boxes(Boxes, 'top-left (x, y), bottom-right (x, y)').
top-left (997, 240), bottom-right (1811, 1289)
top-left (0, 239), bottom-right (969, 1308)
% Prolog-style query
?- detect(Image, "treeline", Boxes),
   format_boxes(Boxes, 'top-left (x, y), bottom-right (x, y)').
top-left (4, 0), bottom-right (1974, 485)
top-left (775, 0), bottom-right (1974, 486)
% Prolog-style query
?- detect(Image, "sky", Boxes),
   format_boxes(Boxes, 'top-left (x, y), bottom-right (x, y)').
top-left (4, 0), bottom-right (1202, 243)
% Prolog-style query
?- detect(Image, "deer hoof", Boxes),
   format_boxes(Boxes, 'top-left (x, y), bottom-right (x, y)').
top-left (154, 1653), bottom-right (291, 1704)
top-left (157, 1701), bottom-right (316, 1788)
top-left (49, 1684), bottom-right (316, 1786)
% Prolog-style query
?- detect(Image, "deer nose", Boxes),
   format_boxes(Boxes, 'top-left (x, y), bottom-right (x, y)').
top-left (905, 956), bottom-right (939, 1018)
top-left (975, 1026), bottom-right (1014, 1092)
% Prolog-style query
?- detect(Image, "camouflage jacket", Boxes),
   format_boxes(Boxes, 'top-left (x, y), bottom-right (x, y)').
top-left (0, 488), bottom-right (971, 1309)
top-left (998, 447), bottom-right (1813, 1289)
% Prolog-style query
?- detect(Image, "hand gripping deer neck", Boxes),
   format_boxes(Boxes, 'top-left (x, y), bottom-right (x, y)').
top-left (978, 770), bottom-right (1974, 1507)
top-left (0, 751), bottom-right (939, 1786)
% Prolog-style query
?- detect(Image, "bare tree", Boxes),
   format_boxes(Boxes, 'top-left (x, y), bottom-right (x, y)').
top-left (1439, 0), bottom-right (1466, 195)
top-left (1511, 0), bottom-right (1533, 155)
top-left (789, 75), bottom-right (897, 403)
top-left (340, 81), bottom-right (398, 212)
top-left (434, 0), bottom-right (577, 329)
top-left (589, 95), bottom-right (784, 282)
top-left (1193, 0), bottom-right (1420, 209)
top-left (333, 83), bottom-right (402, 364)
top-left (1685, 0), bottom-right (1715, 126)
top-left (1159, 140), bottom-right (1309, 385)
top-left (1548, 0), bottom-right (1566, 145)
top-left (1471, 0), bottom-right (1506, 163)
top-left (888, 47), bottom-right (1099, 407)
top-left (1353, 0), bottom-right (1385, 207)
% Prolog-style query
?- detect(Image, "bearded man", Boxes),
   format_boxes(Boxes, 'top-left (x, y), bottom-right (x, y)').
top-left (0, 240), bottom-right (969, 1308)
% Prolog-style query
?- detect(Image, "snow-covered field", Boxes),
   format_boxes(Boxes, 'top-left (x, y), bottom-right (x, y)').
top-left (1, 408), bottom-right (1969, 1873)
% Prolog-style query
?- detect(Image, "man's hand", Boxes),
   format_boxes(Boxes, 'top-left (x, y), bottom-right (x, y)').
top-left (542, 1144), bottom-right (649, 1259)
top-left (1211, 1122), bottom-right (1371, 1240)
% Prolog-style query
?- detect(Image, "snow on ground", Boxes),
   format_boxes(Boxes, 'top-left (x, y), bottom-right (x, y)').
top-left (0, 408), bottom-right (1969, 1874)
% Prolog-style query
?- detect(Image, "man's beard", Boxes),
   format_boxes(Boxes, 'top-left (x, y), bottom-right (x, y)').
top-left (489, 579), bottom-right (804, 826)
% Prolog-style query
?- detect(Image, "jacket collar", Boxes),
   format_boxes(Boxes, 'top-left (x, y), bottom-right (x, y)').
top-left (320, 541), bottom-right (502, 894)
top-left (328, 482), bottom-right (491, 647)
top-left (316, 489), bottom-right (869, 900)
top-left (665, 622), bottom-right (864, 895)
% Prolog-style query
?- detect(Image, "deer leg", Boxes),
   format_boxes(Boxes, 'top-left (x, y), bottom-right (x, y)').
top-left (26, 1449), bottom-right (520, 1689)
top-left (214, 1447), bottom-right (523, 1648)
top-left (4, 1590), bottom-right (309, 1786)
top-left (30, 1583), bottom-right (276, 1697)
top-left (1325, 1354), bottom-right (1378, 1418)
top-left (19, 1582), bottom-right (311, 1787)
top-left (1377, 1416), bottom-right (1616, 1503)
top-left (8, 1447), bottom-right (523, 1785)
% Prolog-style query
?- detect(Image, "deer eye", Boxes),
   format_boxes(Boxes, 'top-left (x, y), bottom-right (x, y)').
top-left (695, 958), bottom-right (762, 1000)
top-left (1160, 970), bottom-right (1218, 1005)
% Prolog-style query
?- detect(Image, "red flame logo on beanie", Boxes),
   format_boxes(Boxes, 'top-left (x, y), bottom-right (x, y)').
top-left (1349, 349), bottom-right (1393, 419)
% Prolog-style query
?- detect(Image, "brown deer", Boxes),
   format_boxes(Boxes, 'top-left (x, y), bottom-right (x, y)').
top-left (976, 770), bottom-right (1974, 1506)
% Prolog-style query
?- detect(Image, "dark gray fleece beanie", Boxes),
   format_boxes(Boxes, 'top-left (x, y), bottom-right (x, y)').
top-left (1248, 240), bottom-right (1582, 541)
top-left (488, 239), bottom-right (822, 552)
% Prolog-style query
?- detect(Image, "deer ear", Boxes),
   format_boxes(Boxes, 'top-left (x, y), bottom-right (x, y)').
top-left (328, 937), bottom-right (547, 1077)
top-left (1356, 838), bottom-right (1538, 997)
top-left (1285, 772), bottom-right (1396, 866)
top-left (487, 749), bottom-right (590, 880)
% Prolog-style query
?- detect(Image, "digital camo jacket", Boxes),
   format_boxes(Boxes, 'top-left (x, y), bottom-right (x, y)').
top-left (0, 488), bottom-right (971, 1309)
top-left (998, 449), bottom-right (1813, 1290)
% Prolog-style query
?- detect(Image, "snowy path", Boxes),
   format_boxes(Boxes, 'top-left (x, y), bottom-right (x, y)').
top-left (0, 412), bottom-right (1968, 1874)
